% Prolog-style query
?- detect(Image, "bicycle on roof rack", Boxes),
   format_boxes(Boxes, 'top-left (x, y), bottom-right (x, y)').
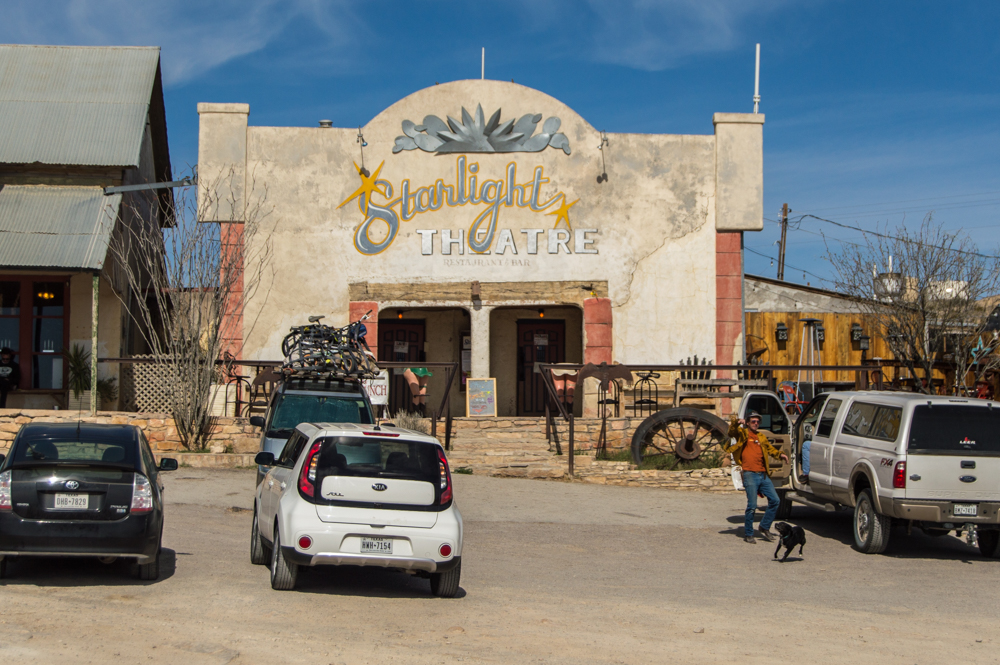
top-left (280, 311), bottom-right (380, 379)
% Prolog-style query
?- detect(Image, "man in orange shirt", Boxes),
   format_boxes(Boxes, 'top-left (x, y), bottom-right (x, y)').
top-left (725, 411), bottom-right (788, 544)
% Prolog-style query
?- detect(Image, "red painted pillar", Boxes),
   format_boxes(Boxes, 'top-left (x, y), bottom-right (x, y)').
top-left (350, 301), bottom-right (378, 358)
top-left (584, 297), bottom-right (612, 365)
top-left (220, 222), bottom-right (244, 359)
top-left (716, 231), bottom-right (743, 415)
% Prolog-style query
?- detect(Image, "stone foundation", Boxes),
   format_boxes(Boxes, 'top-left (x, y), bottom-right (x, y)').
top-left (0, 409), bottom-right (259, 454)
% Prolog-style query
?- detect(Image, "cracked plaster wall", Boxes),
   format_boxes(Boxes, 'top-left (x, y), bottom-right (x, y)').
top-left (199, 80), bottom-right (760, 365)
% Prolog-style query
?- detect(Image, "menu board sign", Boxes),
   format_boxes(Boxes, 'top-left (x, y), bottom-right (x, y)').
top-left (466, 378), bottom-right (497, 417)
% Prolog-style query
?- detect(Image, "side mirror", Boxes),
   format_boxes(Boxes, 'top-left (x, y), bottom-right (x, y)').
top-left (249, 416), bottom-right (265, 428)
top-left (254, 451), bottom-right (275, 467)
top-left (158, 458), bottom-right (178, 471)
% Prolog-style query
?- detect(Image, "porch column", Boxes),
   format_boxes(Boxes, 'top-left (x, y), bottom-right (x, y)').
top-left (349, 301), bottom-right (378, 357)
top-left (469, 306), bottom-right (491, 378)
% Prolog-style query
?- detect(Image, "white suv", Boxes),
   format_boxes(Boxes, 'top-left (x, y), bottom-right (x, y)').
top-left (250, 422), bottom-right (463, 596)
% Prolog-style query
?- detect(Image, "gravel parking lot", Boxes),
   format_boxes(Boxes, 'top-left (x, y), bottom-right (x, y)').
top-left (0, 469), bottom-right (997, 664)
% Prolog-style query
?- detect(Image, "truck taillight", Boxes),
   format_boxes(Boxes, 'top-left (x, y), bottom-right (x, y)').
top-left (0, 470), bottom-right (11, 510)
top-left (438, 448), bottom-right (453, 505)
top-left (893, 461), bottom-right (907, 489)
top-left (299, 441), bottom-right (322, 497)
top-left (131, 474), bottom-right (153, 513)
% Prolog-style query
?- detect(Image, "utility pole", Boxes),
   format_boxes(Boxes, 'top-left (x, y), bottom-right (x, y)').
top-left (777, 203), bottom-right (789, 281)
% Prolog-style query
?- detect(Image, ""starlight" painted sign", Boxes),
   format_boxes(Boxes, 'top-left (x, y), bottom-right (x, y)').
top-left (339, 156), bottom-right (581, 256)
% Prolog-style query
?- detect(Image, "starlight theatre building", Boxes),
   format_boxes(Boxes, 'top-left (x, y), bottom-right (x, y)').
top-left (197, 80), bottom-right (764, 417)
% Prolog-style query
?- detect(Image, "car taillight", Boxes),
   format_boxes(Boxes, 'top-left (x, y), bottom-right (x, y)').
top-left (130, 474), bottom-right (153, 513)
top-left (299, 441), bottom-right (322, 497)
top-left (439, 543), bottom-right (452, 558)
top-left (893, 461), bottom-right (906, 489)
top-left (298, 535), bottom-right (312, 550)
top-left (0, 470), bottom-right (11, 511)
top-left (438, 448), bottom-right (452, 505)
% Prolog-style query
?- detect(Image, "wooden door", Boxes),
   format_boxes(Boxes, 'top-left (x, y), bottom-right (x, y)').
top-left (379, 321), bottom-right (425, 414)
top-left (517, 320), bottom-right (565, 416)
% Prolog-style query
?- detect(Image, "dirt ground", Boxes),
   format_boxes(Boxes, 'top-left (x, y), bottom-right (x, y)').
top-left (0, 469), bottom-right (997, 664)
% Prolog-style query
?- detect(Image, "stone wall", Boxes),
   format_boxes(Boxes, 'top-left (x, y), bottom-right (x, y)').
top-left (0, 409), bottom-right (260, 454)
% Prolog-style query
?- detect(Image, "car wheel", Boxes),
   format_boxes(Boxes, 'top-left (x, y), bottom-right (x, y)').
top-left (853, 489), bottom-right (891, 554)
top-left (270, 524), bottom-right (297, 590)
top-left (250, 506), bottom-right (270, 565)
top-left (137, 544), bottom-right (161, 581)
top-left (977, 530), bottom-right (1000, 558)
top-left (775, 491), bottom-right (792, 521)
top-left (430, 559), bottom-right (461, 598)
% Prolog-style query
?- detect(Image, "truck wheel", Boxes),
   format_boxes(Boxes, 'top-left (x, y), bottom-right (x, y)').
top-left (977, 530), bottom-right (1000, 558)
top-left (430, 559), bottom-right (461, 598)
top-left (250, 506), bottom-right (270, 565)
top-left (853, 489), bottom-right (891, 554)
top-left (775, 491), bottom-right (792, 520)
top-left (270, 524), bottom-right (298, 590)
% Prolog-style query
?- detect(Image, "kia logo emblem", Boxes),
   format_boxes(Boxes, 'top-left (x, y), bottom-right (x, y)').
top-left (372, 483), bottom-right (388, 492)
top-left (65, 480), bottom-right (79, 490)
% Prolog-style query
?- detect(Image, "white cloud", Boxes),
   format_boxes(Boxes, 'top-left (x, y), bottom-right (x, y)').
top-left (0, 0), bottom-right (365, 85)
top-left (518, 0), bottom-right (791, 70)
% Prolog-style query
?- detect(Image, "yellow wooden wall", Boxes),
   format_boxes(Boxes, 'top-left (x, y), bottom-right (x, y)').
top-left (744, 312), bottom-right (893, 384)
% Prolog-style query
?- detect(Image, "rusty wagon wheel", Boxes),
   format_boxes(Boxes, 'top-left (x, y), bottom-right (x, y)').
top-left (630, 407), bottom-right (729, 469)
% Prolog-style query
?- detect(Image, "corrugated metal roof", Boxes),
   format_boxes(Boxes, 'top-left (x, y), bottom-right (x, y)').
top-left (0, 185), bottom-right (122, 270)
top-left (0, 45), bottom-right (160, 166)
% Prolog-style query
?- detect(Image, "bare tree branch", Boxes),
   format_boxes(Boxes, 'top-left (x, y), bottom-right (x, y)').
top-left (104, 166), bottom-right (275, 449)
top-left (826, 214), bottom-right (1000, 394)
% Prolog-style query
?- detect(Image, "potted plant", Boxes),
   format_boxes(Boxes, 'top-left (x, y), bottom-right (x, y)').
top-left (66, 344), bottom-right (118, 411)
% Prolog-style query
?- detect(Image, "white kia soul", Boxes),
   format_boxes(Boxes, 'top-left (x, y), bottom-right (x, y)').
top-left (251, 422), bottom-right (463, 596)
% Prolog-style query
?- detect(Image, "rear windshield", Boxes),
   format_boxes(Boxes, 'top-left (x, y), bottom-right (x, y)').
top-left (9, 431), bottom-right (136, 467)
top-left (908, 405), bottom-right (1000, 455)
top-left (268, 394), bottom-right (372, 437)
top-left (315, 436), bottom-right (440, 484)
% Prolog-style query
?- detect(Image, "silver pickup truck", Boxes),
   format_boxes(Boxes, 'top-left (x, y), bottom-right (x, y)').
top-left (783, 391), bottom-right (1000, 556)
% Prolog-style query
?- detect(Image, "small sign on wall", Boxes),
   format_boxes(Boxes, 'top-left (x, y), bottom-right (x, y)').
top-left (466, 378), bottom-right (497, 417)
top-left (534, 333), bottom-right (549, 346)
top-left (361, 370), bottom-right (389, 406)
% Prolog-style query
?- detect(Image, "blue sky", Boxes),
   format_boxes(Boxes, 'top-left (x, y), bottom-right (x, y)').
top-left (3, 0), bottom-right (999, 288)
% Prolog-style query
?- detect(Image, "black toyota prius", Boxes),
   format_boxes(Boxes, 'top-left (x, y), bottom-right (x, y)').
top-left (0, 422), bottom-right (177, 580)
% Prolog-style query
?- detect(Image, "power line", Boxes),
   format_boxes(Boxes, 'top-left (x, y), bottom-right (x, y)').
top-left (743, 246), bottom-right (833, 284)
top-left (801, 214), bottom-right (1000, 259)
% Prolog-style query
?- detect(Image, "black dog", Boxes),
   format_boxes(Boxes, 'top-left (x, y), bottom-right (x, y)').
top-left (773, 522), bottom-right (806, 562)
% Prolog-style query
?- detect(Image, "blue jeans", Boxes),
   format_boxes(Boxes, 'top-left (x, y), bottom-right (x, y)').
top-left (743, 471), bottom-right (780, 537)
top-left (801, 440), bottom-right (811, 475)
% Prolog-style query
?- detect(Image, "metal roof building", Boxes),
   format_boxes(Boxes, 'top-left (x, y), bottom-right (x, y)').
top-left (0, 44), bottom-right (170, 170)
top-left (0, 186), bottom-right (122, 270)
top-left (0, 44), bottom-right (174, 409)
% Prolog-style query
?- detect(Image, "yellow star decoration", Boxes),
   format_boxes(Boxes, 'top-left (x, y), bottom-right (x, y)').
top-left (546, 195), bottom-right (578, 230)
top-left (337, 161), bottom-right (387, 214)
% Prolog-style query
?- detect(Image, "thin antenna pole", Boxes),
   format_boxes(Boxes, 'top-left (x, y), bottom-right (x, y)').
top-left (481, 47), bottom-right (485, 79)
top-left (753, 43), bottom-right (761, 113)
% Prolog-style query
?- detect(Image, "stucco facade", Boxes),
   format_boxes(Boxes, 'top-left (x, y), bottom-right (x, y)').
top-left (198, 80), bottom-right (764, 416)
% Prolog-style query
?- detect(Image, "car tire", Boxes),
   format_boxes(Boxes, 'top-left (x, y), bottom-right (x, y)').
top-left (430, 559), bottom-right (461, 598)
top-left (775, 491), bottom-right (792, 520)
top-left (977, 530), bottom-right (1000, 558)
top-left (270, 524), bottom-right (297, 591)
top-left (853, 489), bottom-right (891, 554)
top-left (137, 544), bottom-right (160, 581)
top-left (250, 506), bottom-right (269, 565)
